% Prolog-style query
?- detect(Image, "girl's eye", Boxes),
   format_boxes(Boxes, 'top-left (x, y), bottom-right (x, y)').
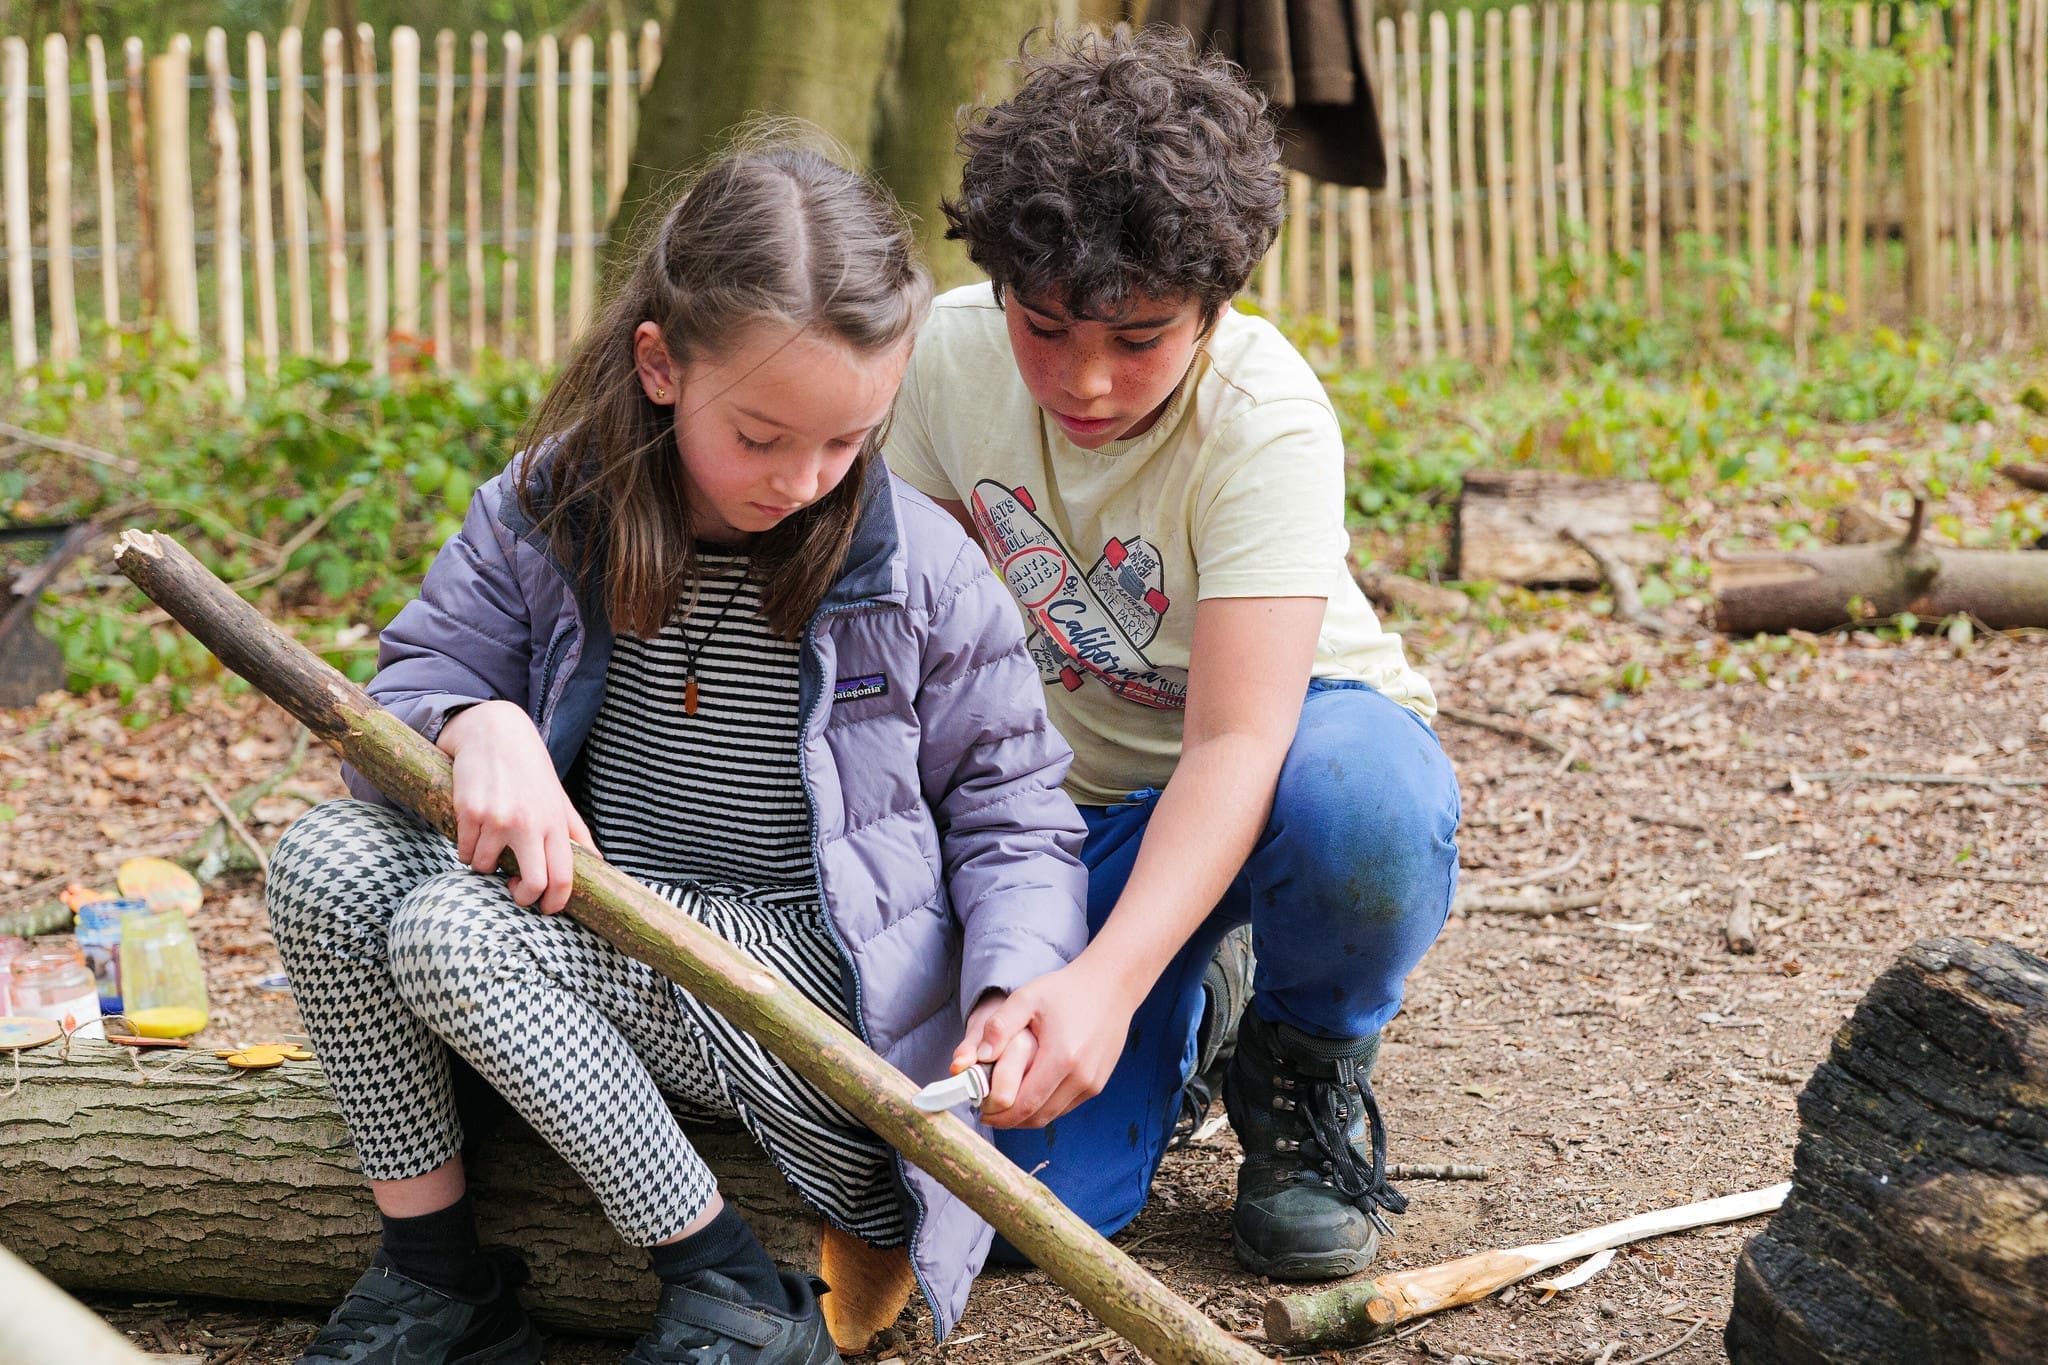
top-left (737, 430), bottom-right (778, 451)
top-left (1118, 335), bottom-right (1163, 353)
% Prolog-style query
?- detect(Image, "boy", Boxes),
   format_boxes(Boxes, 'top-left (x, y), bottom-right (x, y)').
top-left (888, 27), bottom-right (1460, 1280)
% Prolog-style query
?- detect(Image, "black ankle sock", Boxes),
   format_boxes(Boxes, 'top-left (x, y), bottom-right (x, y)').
top-left (647, 1204), bottom-right (790, 1312)
top-left (379, 1194), bottom-right (492, 1298)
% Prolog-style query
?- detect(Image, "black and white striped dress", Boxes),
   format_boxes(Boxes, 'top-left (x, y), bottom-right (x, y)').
top-left (579, 549), bottom-right (903, 1243)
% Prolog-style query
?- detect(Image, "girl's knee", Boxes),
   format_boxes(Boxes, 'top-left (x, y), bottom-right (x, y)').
top-left (386, 872), bottom-right (525, 1007)
top-left (267, 800), bottom-right (412, 946)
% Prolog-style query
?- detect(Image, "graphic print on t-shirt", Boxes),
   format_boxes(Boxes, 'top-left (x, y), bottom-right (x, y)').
top-left (969, 478), bottom-right (1188, 710)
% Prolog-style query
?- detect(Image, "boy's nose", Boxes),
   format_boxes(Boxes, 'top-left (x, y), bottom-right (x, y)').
top-left (1064, 355), bottom-right (1114, 401)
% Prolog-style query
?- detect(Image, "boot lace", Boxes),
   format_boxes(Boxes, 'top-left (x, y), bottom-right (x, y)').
top-left (299, 1300), bottom-right (405, 1360)
top-left (1284, 1054), bottom-right (1409, 1237)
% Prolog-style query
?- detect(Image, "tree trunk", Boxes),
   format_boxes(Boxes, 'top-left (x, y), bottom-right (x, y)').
top-left (0, 1042), bottom-right (817, 1337)
top-left (1451, 470), bottom-right (1667, 586)
top-left (1711, 540), bottom-right (2048, 634)
top-left (1725, 937), bottom-right (2048, 1364)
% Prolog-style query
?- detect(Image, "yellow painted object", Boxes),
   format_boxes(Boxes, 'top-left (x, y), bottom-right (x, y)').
top-left (215, 1042), bottom-right (313, 1069)
top-left (129, 1005), bottom-right (209, 1038)
top-left (116, 857), bottom-right (203, 916)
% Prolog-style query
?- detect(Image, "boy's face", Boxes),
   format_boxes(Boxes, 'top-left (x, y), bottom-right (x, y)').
top-left (1003, 290), bottom-right (1208, 450)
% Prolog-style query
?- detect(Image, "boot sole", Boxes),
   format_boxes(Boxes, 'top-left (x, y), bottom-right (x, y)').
top-left (1231, 1231), bottom-right (1378, 1282)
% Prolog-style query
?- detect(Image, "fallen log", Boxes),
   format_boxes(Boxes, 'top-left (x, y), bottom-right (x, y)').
top-left (1997, 463), bottom-right (2048, 493)
top-left (108, 530), bottom-right (1256, 1365)
top-left (1725, 936), bottom-right (2048, 1364)
top-left (1712, 505), bottom-right (2048, 634)
top-left (1452, 470), bottom-right (1665, 586)
top-left (0, 1042), bottom-right (815, 1337)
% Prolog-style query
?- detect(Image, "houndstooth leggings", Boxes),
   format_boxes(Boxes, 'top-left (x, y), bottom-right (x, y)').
top-left (266, 799), bottom-right (903, 1247)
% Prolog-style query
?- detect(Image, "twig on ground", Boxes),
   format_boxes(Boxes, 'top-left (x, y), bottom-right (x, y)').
top-left (200, 781), bottom-right (271, 878)
top-left (0, 418), bottom-right (141, 474)
top-left (1478, 919), bottom-right (1694, 958)
top-left (1479, 840), bottom-right (1589, 892)
top-left (0, 873), bottom-right (71, 914)
top-left (1013, 1331), bottom-right (1120, 1365)
top-left (1790, 771), bottom-right (2048, 789)
top-left (1609, 1317), bottom-right (1708, 1365)
top-left (1386, 1163), bottom-right (1490, 1181)
top-left (1896, 861), bottom-right (2048, 888)
top-left (1725, 886), bottom-right (1758, 955)
top-left (1561, 528), bottom-right (1693, 638)
top-left (1438, 706), bottom-right (1573, 757)
top-left (1629, 811), bottom-right (1708, 833)
top-left (222, 487), bottom-right (369, 594)
top-left (1455, 890), bottom-right (1607, 917)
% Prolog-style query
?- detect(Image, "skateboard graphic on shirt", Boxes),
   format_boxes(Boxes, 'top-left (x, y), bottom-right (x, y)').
top-left (968, 479), bottom-right (1189, 710)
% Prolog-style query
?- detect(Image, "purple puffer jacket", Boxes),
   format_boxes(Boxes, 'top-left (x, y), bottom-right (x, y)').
top-left (343, 453), bottom-right (1089, 1334)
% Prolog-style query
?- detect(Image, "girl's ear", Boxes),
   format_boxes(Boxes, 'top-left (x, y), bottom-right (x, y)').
top-left (633, 321), bottom-right (679, 406)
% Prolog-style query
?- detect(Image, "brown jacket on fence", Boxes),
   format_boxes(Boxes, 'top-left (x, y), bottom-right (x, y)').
top-left (1148, 0), bottom-right (1387, 188)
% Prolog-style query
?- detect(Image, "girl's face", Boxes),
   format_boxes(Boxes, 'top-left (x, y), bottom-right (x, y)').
top-left (1002, 290), bottom-right (1208, 451)
top-left (636, 321), bottom-right (909, 543)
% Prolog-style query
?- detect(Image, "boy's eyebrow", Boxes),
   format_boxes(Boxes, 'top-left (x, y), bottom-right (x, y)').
top-left (1017, 297), bottom-right (1178, 331)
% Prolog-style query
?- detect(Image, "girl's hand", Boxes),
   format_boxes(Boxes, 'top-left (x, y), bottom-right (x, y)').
top-left (952, 957), bottom-right (1139, 1130)
top-left (438, 700), bottom-right (593, 914)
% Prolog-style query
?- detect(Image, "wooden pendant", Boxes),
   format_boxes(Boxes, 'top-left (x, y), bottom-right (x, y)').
top-left (684, 675), bottom-right (699, 716)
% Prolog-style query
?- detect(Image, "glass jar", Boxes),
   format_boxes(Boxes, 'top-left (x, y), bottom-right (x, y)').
top-left (77, 899), bottom-right (146, 1013)
top-left (119, 908), bottom-right (209, 1038)
top-left (10, 946), bottom-right (104, 1038)
top-left (0, 934), bottom-right (28, 1014)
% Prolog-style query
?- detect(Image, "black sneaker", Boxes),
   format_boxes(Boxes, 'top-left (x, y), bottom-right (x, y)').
top-left (297, 1249), bottom-right (541, 1364)
top-left (624, 1269), bottom-right (840, 1365)
top-left (1170, 923), bottom-right (1256, 1150)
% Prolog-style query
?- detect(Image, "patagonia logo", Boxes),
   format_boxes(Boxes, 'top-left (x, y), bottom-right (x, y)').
top-left (833, 673), bottom-right (890, 703)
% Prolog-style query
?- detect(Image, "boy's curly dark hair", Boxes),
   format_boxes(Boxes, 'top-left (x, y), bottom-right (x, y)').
top-left (943, 26), bottom-right (1282, 323)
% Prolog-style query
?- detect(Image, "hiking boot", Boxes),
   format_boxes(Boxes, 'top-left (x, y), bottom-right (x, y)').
top-left (1170, 923), bottom-right (1256, 1149)
top-left (296, 1249), bottom-right (540, 1364)
top-left (624, 1269), bottom-right (840, 1365)
top-left (1221, 1011), bottom-right (1408, 1280)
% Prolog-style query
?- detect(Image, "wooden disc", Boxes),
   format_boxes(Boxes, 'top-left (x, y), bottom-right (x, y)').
top-left (0, 1017), bottom-right (63, 1050)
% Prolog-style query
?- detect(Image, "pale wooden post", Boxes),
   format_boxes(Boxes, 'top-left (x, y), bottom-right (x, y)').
top-left (124, 38), bottom-right (155, 322)
top-left (391, 27), bottom-right (421, 343)
top-left (1456, 9), bottom-right (1487, 348)
top-left (1658, 0), bottom-right (1682, 238)
top-left (1510, 4), bottom-right (1539, 301)
top-left (1993, 0), bottom-right (2017, 310)
top-left (534, 34), bottom-right (560, 367)
top-left (1970, 0), bottom-right (1993, 304)
top-left (320, 28), bottom-right (349, 361)
top-left (1347, 187), bottom-right (1376, 366)
top-left (1846, 3), bottom-right (1871, 327)
top-left (2033, 0), bottom-right (2048, 318)
top-left (1429, 11), bottom-right (1463, 357)
top-left (1902, 6), bottom-right (1938, 321)
top-left (1824, 8), bottom-right (1845, 297)
top-left (1258, 235), bottom-right (1281, 314)
top-left (44, 35), bottom-right (80, 364)
top-left (1609, 1), bottom-right (1631, 305)
top-left (1538, 1), bottom-right (1560, 259)
top-left (1642, 3), bottom-right (1661, 316)
top-left (1582, 0), bottom-right (1605, 286)
top-left (4, 37), bottom-right (33, 370)
top-left (1794, 1), bottom-right (1820, 360)
top-left (1722, 0), bottom-right (1743, 245)
top-left (248, 32), bottom-right (278, 379)
top-left (430, 30), bottom-right (455, 365)
top-left (356, 24), bottom-right (390, 372)
top-left (465, 32), bottom-right (488, 361)
top-left (1319, 181), bottom-right (1341, 341)
top-left (1562, 0), bottom-right (1585, 252)
top-left (1401, 15), bottom-right (1437, 359)
top-left (279, 27), bottom-right (312, 358)
top-left (569, 33), bottom-right (595, 341)
top-left (1871, 4), bottom-right (1892, 303)
top-left (86, 35), bottom-right (120, 355)
top-left (1749, 6), bottom-right (1770, 298)
top-left (1287, 170), bottom-right (1311, 317)
top-left (1377, 16), bottom-right (1410, 362)
top-left (607, 27), bottom-right (631, 221)
top-left (638, 20), bottom-right (662, 94)
top-left (1694, 0), bottom-right (1716, 250)
top-left (1485, 8), bottom-right (1513, 362)
top-left (1952, 0), bottom-right (1975, 311)
top-left (1777, 4), bottom-right (1797, 299)
top-left (205, 28), bottom-right (245, 399)
top-left (150, 42), bottom-right (199, 345)
top-left (500, 32), bottom-right (522, 358)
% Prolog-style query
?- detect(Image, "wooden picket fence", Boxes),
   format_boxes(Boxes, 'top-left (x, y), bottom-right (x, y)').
top-left (2, 3), bottom-right (2046, 391)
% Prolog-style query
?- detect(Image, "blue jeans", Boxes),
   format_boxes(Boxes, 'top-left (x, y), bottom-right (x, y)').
top-left (992, 680), bottom-right (1460, 1245)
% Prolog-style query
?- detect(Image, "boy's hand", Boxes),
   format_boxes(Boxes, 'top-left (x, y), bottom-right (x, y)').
top-left (952, 958), bottom-right (1138, 1129)
top-left (439, 699), bottom-right (594, 914)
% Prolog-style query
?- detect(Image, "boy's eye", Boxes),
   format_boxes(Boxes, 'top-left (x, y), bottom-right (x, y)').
top-left (1118, 334), bottom-right (1163, 353)
top-left (1023, 319), bottom-right (1066, 341)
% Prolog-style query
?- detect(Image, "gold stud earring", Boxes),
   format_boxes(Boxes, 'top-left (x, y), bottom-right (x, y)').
top-left (655, 388), bottom-right (668, 401)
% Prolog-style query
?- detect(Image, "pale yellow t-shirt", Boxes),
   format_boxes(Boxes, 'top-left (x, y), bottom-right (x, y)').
top-left (885, 283), bottom-right (1436, 806)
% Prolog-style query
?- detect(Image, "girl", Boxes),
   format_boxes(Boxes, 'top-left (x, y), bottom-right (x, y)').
top-left (266, 142), bottom-right (1090, 1365)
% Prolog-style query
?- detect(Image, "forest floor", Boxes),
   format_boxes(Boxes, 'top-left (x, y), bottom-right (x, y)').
top-left (8, 591), bottom-right (2043, 1365)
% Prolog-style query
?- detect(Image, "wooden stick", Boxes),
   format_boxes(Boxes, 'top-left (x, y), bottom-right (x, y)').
top-left (1994, 0), bottom-right (2017, 311)
top-left (1429, 12), bottom-right (1463, 358)
top-left (1846, 4), bottom-right (1871, 328)
top-left (1871, 3), bottom-right (1892, 303)
top-left (1642, 4), bottom-right (1661, 315)
top-left (1287, 169), bottom-right (1310, 317)
top-left (1266, 1184), bottom-right (1791, 1347)
top-left (1383, 1164), bottom-right (1491, 1181)
top-left (568, 33), bottom-right (595, 342)
top-left (1561, 527), bottom-right (1686, 636)
top-left (1725, 884), bottom-right (1758, 953)
top-left (1437, 705), bottom-right (1571, 756)
top-left (500, 31), bottom-right (522, 359)
top-left (279, 28), bottom-right (311, 359)
top-left (1694, 0), bottom-right (1716, 251)
top-left (638, 19), bottom-right (662, 94)
top-left (1749, 6), bottom-right (1770, 297)
top-left (1562, 0), bottom-right (1586, 252)
top-left (1258, 232), bottom-right (1281, 314)
top-left (1538, 0), bottom-right (1561, 261)
top-left (1953, 0), bottom-right (1975, 313)
top-left (200, 779), bottom-right (270, 877)
top-left (43, 35), bottom-right (79, 364)
top-left (431, 29), bottom-right (455, 366)
top-left (1972, 0), bottom-right (1994, 305)
top-left (248, 32), bottom-right (278, 378)
top-left (110, 529), bottom-right (1262, 1365)
top-left (124, 37), bottom-right (155, 323)
top-left (1320, 180), bottom-right (1341, 339)
top-left (1723, 0), bottom-right (1743, 249)
top-left (0, 1244), bottom-right (153, 1365)
top-left (1794, 4), bottom-right (1820, 363)
top-left (1380, 17), bottom-right (1411, 363)
top-left (465, 31), bottom-right (488, 362)
top-left (1402, 16), bottom-right (1438, 361)
top-left (1348, 187), bottom-right (1375, 366)
top-left (355, 24), bottom-right (389, 373)
top-left (5, 38), bottom-right (35, 370)
top-left (1823, 8), bottom-right (1845, 299)
top-left (2032, 0), bottom-right (2048, 320)
top-left (391, 27), bottom-right (421, 344)
top-left (1484, 9), bottom-right (1513, 363)
top-left (320, 28), bottom-right (349, 361)
top-left (606, 27), bottom-right (631, 223)
top-left (86, 36), bottom-right (119, 356)
top-left (1609, 0), bottom-right (1631, 305)
top-left (1456, 9), bottom-right (1485, 352)
top-left (150, 42), bottom-right (198, 345)
top-left (205, 29), bottom-right (245, 397)
top-left (1659, 0), bottom-right (1682, 239)
top-left (1777, 2), bottom-right (1797, 296)
top-left (1903, 6), bottom-right (1937, 321)
top-left (1511, 4), bottom-right (1540, 301)
top-left (534, 33), bottom-right (560, 367)
top-left (1585, 0), bottom-right (1607, 287)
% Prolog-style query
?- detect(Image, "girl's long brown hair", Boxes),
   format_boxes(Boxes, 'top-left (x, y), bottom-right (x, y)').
top-left (516, 136), bottom-right (932, 639)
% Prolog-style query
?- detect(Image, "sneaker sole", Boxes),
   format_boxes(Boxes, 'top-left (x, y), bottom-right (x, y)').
top-left (1231, 1231), bottom-right (1378, 1282)
top-left (455, 1318), bottom-right (544, 1365)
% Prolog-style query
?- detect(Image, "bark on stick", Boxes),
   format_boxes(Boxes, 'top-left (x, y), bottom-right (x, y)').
top-left (108, 530), bottom-right (1256, 1365)
top-left (1712, 522), bottom-right (2048, 634)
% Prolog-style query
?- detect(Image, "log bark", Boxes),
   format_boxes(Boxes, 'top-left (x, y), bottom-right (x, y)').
top-left (1452, 470), bottom-right (1666, 586)
top-left (0, 1043), bottom-right (815, 1337)
top-left (109, 530), bottom-right (1257, 1365)
top-left (1726, 936), bottom-right (2048, 1364)
top-left (1712, 537), bottom-right (2048, 634)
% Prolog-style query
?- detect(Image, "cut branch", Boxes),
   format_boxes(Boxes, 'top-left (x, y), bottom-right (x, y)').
top-left (1711, 532), bottom-right (2048, 635)
top-left (1996, 463), bottom-right (2048, 493)
top-left (109, 531), bottom-right (1254, 1365)
top-left (1560, 528), bottom-right (1689, 637)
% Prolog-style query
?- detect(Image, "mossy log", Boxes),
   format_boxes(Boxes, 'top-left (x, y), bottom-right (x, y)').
top-left (1725, 936), bottom-right (2048, 1363)
top-left (0, 1041), bottom-right (817, 1336)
